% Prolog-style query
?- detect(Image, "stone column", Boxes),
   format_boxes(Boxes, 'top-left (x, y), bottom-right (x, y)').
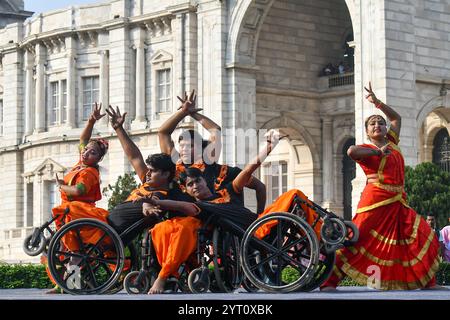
top-left (24, 49), bottom-right (34, 136)
top-left (131, 28), bottom-right (146, 130)
top-left (34, 42), bottom-right (46, 133)
top-left (321, 116), bottom-right (335, 209)
top-left (98, 49), bottom-right (109, 127)
top-left (66, 36), bottom-right (76, 128)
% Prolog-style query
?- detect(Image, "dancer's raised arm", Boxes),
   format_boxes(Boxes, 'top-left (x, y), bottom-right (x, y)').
top-left (106, 106), bottom-right (147, 182)
top-left (364, 81), bottom-right (401, 138)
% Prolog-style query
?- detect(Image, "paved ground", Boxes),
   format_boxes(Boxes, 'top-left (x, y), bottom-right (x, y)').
top-left (0, 286), bottom-right (449, 300)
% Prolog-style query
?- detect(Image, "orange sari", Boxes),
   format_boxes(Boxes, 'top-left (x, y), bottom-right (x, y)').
top-left (51, 161), bottom-right (109, 251)
top-left (323, 130), bottom-right (440, 290)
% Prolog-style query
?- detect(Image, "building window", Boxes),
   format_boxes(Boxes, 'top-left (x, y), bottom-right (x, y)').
top-left (61, 80), bottom-right (67, 123)
top-left (0, 99), bottom-right (3, 136)
top-left (26, 183), bottom-right (33, 227)
top-left (82, 76), bottom-right (99, 120)
top-left (264, 161), bottom-right (288, 203)
top-left (45, 182), bottom-right (58, 222)
top-left (47, 80), bottom-right (67, 126)
top-left (433, 128), bottom-right (450, 172)
top-left (156, 69), bottom-right (171, 113)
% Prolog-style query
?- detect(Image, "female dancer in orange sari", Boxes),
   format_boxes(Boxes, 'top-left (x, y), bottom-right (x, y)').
top-left (320, 83), bottom-right (440, 291)
top-left (51, 103), bottom-right (109, 252)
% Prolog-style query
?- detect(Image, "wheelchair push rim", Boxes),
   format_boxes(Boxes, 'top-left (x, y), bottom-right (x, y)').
top-left (47, 218), bottom-right (125, 295)
top-left (240, 212), bottom-right (319, 293)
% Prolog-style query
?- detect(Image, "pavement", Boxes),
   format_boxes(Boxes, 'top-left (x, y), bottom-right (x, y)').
top-left (0, 286), bottom-right (449, 300)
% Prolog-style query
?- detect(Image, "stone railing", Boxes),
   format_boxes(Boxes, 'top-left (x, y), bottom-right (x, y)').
top-left (328, 72), bottom-right (354, 88)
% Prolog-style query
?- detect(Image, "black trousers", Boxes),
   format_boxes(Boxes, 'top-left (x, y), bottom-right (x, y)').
top-left (107, 201), bottom-right (159, 246)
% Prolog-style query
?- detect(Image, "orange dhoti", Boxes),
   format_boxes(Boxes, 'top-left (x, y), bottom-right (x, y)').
top-left (52, 201), bottom-right (109, 252)
top-left (255, 189), bottom-right (322, 239)
top-left (151, 216), bottom-right (202, 279)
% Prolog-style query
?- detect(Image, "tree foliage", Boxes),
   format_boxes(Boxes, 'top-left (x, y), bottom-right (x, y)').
top-left (102, 172), bottom-right (139, 210)
top-left (404, 162), bottom-right (450, 229)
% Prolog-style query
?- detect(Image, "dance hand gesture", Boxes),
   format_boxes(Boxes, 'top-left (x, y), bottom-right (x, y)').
top-left (177, 89), bottom-right (202, 115)
top-left (89, 102), bottom-right (106, 122)
top-left (106, 105), bottom-right (127, 130)
top-left (55, 173), bottom-right (66, 193)
top-left (364, 82), bottom-right (381, 105)
top-left (265, 129), bottom-right (289, 147)
top-left (378, 143), bottom-right (391, 156)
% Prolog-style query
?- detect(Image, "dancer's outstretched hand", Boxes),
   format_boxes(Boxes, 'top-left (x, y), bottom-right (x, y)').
top-left (364, 81), bottom-right (380, 105)
top-left (106, 105), bottom-right (127, 130)
top-left (177, 89), bottom-right (202, 114)
top-left (89, 102), bottom-right (106, 122)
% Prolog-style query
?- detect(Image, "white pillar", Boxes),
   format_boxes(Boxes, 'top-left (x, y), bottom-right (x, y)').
top-left (24, 49), bottom-right (34, 136)
top-left (66, 36), bottom-right (76, 128)
top-left (131, 29), bottom-right (146, 130)
top-left (34, 42), bottom-right (46, 133)
top-left (98, 49), bottom-right (109, 127)
top-left (322, 116), bottom-right (335, 209)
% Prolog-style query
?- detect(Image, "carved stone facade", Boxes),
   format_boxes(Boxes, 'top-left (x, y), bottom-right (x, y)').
top-left (0, 0), bottom-right (449, 262)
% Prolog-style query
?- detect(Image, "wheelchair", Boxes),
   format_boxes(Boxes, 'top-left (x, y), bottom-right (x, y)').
top-left (239, 194), bottom-right (359, 293)
top-left (123, 214), bottom-right (242, 294)
top-left (23, 208), bottom-right (140, 295)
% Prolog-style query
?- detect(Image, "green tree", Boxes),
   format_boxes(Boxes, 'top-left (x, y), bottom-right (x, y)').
top-left (102, 172), bottom-right (139, 210)
top-left (404, 162), bottom-right (450, 228)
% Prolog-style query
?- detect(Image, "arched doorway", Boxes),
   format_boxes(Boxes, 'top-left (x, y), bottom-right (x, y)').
top-left (342, 138), bottom-right (355, 220)
top-left (432, 128), bottom-right (450, 172)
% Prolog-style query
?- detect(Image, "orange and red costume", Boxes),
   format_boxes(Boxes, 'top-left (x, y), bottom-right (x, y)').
top-left (51, 161), bottom-right (108, 251)
top-left (322, 130), bottom-right (440, 290)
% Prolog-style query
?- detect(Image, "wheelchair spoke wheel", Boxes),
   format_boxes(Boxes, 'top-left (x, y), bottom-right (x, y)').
top-left (47, 218), bottom-right (124, 295)
top-left (241, 213), bottom-right (319, 293)
top-left (212, 226), bottom-right (242, 293)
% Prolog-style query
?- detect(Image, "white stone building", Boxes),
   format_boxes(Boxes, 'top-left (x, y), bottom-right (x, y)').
top-left (0, 0), bottom-right (449, 262)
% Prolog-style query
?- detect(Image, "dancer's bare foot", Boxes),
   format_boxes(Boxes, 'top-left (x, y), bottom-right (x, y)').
top-left (148, 277), bottom-right (166, 294)
top-left (45, 286), bottom-right (62, 294)
top-left (320, 286), bottom-right (338, 292)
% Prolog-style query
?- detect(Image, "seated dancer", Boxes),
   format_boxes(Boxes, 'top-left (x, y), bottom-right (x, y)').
top-left (320, 82), bottom-right (441, 291)
top-left (52, 102), bottom-right (109, 250)
top-left (105, 106), bottom-right (192, 246)
top-left (159, 89), bottom-right (267, 214)
top-left (46, 103), bottom-right (109, 293)
top-left (136, 129), bottom-right (287, 294)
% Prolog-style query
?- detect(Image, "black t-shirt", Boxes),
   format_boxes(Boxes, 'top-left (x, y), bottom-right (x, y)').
top-left (195, 182), bottom-right (257, 230)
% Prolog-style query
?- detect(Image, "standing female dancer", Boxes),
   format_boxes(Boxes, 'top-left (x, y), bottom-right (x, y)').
top-left (320, 83), bottom-right (440, 291)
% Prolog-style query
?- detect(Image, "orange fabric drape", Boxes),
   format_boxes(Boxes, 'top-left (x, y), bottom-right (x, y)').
top-left (52, 162), bottom-right (109, 252)
top-left (255, 189), bottom-right (322, 239)
top-left (322, 131), bottom-right (440, 290)
top-left (151, 217), bottom-right (202, 279)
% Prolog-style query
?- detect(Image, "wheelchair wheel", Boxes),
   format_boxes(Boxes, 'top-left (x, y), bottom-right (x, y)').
top-left (47, 218), bottom-right (125, 295)
top-left (106, 243), bottom-right (139, 294)
top-left (212, 226), bottom-right (242, 293)
top-left (320, 217), bottom-right (347, 248)
top-left (299, 244), bottom-right (335, 292)
top-left (188, 267), bottom-right (210, 293)
top-left (343, 221), bottom-right (359, 246)
top-left (124, 271), bottom-right (150, 294)
top-left (240, 212), bottom-right (319, 293)
top-left (241, 276), bottom-right (259, 293)
top-left (23, 231), bottom-right (47, 256)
